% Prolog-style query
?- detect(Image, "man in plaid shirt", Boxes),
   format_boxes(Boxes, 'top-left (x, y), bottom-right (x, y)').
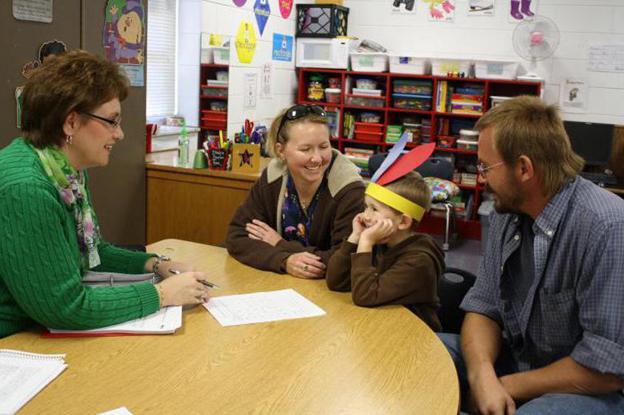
top-left (439, 96), bottom-right (624, 414)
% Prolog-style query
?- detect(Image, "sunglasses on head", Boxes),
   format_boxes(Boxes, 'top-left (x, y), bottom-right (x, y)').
top-left (276, 105), bottom-right (327, 139)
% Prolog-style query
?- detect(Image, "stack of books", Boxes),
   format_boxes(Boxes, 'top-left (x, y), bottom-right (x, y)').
top-left (450, 86), bottom-right (484, 115)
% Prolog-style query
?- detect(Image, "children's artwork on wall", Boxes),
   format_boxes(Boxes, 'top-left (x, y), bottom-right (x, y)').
top-left (103, 0), bottom-right (146, 86)
top-left (279, 0), bottom-right (293, 19)
top-left (244, 72), bottom-right (258, 109)
top-left (260, 63), bottom-right (273, 99)
top-left (391, 0), bottom-right (417, 14)
top-left (560, 79), bottom-right (587, 113)
top-left (468, 0), bottom-right (494, 16)
top-left (272, 33), bottom-right (293, 62)
top-left (509, 0), bottom-right (536, 21)
top-left (13, 0), bottom-right (53, 23)
top-left (424, 0), bottom-right (455, 22)
top-left (254, 0), bottom-right (271, 36)
top-left (21, 39), bottom-right (68, 80)
top-left (236, 21), bottom-right (257, 64)
top-left (233, 0), bottom-right (247, 7)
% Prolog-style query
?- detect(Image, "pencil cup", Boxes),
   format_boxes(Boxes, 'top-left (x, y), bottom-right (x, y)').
top-left (231, 143), bottom-right (262, 174)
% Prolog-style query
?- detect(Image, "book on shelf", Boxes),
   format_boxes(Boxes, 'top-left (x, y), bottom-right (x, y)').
top-left (0, 349), bottom-right (68, 414)
top-left (45, 306), bottom-right (183, 337)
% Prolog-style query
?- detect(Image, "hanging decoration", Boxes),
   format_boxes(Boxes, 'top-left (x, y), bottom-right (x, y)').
top-left (279, 0), bottom-right (293, 19)
top-left (254, 0), bottom-right (271, 36)
top-left (235, 20), bottom-right (257, 64)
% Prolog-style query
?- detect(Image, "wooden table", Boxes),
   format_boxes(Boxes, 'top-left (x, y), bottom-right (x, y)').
top-left (146, 161), bottom-right (267, 246)
top-left (0, 239), bottom-right (460, 414)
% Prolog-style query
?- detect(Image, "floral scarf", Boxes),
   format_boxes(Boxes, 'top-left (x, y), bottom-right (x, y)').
top-left (32, 145), bottom-right (101, 270)
top-left (281, 174), bottom-right (323, 246)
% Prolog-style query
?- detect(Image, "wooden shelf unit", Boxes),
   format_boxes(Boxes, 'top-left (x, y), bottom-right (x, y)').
top-left (296, 68), bottom-right (541, 239)
top-left (199, 63), bottom-right (229, 147)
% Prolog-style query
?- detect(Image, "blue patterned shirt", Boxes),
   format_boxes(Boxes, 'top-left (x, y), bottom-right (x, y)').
top-left (462, 177), bottom-right (624, 379)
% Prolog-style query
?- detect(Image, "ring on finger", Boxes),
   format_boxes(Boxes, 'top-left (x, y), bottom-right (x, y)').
top-left (303, 264), bottom-right (309, 271)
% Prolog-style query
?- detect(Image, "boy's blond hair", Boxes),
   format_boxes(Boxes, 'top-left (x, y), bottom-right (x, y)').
top-left (383, 171), bottom-right (431, 227)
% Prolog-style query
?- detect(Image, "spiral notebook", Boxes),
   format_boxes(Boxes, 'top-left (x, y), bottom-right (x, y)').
top-left (0, 349), bottom-right (67, 415)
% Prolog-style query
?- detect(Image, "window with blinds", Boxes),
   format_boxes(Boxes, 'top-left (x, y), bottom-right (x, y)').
top-left (146, 0), bottom-right (178, 117)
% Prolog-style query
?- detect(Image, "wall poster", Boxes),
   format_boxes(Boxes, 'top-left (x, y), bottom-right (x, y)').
top-left (103, 0), bottom-right (146, 87)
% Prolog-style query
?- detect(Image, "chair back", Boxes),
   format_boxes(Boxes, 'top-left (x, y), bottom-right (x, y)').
top-left (437, 267), bottom-right (476, 334)
top-left (367, 152), bottom-right (454, 181)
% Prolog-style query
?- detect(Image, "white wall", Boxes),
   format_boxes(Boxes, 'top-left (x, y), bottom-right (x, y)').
top-left (200, 0), bottom-right (299, 138)
top-left (178, 0), bottom-right (202, 127)
top-left (344, 0), bottom-right (624, 124)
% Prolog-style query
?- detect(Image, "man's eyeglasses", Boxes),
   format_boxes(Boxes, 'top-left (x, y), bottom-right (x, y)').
top-left (276, 105), bottom-right (326, 139)
top-left (477, 160), bottom-right (505, 176)
top-left (81, 112), bottom-right (122, 130)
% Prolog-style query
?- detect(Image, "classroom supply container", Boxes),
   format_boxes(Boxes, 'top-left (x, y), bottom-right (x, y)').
top-left (201, 110), bottom-right (227, 130)
top-left (360, 112), bottom-right (382, 123)
top-left (457, 139), bottom-right (479, 151)
top-left (392, 79), bottom-right (433, 94)
top-left (350, 52), bottom-right (388, 73)
top-left (355, 78), bottom-right (378, 89)
top-left (215, 71), bottom-right (229, 82)
top-left (389, 55), bottom-right (430, 75)
top-left (351, 88), bottom-right (382, 96)
top-left (431, 58), bottom-right (472, 77)
top-left (490, 95), bottom-right (513, 108)
top-left (325, 88), bottom-right (341, 103)
top-left (459, 129), bottom-right (479, 141)
top-left (474, 60), bottom-right (518, 80)
top-left (353, 122), bottom-right (384, 142)
top-left (213, 47), bottom-right (230, 65)
top-left (296, 4), bottom-right (349, 37)
top-left (202, 85), bottom-right (228, 97)
top-left (345, 94), bottom-right (385, 108)
top-left (392, 93), bottom-right (432, 110)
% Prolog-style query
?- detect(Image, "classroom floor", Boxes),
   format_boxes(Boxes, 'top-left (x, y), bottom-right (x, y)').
top-left (434, 236), bottom-right (482, 276)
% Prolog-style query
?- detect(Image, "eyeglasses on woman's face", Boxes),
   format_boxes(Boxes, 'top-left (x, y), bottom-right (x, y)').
top-left (81, 111), bottom-right (122, 130)
top-left (476, 160), bottom-right (505, 176)
top-left (276, 105), bottom-right (326, 139)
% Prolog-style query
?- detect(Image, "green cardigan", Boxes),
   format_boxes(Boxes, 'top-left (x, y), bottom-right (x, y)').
top-left (0, 138), bottom-right (160, 338)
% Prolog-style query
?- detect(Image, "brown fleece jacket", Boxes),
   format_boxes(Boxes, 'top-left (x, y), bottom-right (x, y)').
top-left (326, 233), bottom-right (445, 331)
top-left (226, 150), bottom-right (365, 273)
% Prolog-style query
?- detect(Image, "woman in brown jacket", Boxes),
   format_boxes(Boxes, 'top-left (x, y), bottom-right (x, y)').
top-left (226, 105), bottom-right (364, 278)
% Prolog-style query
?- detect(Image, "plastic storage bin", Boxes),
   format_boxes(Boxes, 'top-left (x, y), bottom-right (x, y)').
top-left (201, 110), bottom-right (227, 130)
top-left (345, 94), bottom-right (385, 108)
top-left (431, 58), bottom-right (472, 77)
top-left (457, 139), bottom-right (478, 151)
top-left (392, 79), bottom-right (432, 94)
top-left (212, 47), bottom-right (230, 65)
top-left (325, 88), bottom-right (341, 103)
top-left (392, 93), bottom-right (432, 110)
top-left (389, 55), bottom-right (430, 75)
top-left (350, 52), bottom-right (388, 73)
top-left (296, 4), bottom-right (349, 37)
top-left (202, 85), bottom-right (228, 97)
top-left (474, 60), bottom-right (518, 80)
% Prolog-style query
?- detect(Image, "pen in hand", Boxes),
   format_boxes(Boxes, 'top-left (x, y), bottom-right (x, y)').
top-left (169, 268), bottom-right (220, 289)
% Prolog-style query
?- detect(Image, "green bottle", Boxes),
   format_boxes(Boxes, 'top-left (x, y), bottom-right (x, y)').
top-left (177, 121), bottom-right (189, 167)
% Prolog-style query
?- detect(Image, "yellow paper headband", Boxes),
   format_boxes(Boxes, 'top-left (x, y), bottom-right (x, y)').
top-left (365, 182), bottom-right (426, 221)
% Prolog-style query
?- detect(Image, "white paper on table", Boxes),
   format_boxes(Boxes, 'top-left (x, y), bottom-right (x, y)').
top-left (49, 306), bottom-right (182, 334)
top-left (203, 289), bottom-right (325, 326)
top-left (0, 349), bottom-right (67, 415)
top-left (97, 407), bottom-right (134, 415)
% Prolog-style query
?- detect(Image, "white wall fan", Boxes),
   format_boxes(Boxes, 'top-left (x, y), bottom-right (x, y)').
top-left (512, 15), bottom-right (560, 81)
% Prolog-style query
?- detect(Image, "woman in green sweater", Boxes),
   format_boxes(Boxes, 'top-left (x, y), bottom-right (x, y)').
top-left (0, 50), bottom-right (211, 338)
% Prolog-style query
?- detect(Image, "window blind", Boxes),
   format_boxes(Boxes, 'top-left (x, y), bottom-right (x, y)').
top-left (146, 0), bottom-right (178, 117)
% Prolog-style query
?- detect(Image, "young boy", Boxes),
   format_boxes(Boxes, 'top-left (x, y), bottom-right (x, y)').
top-left (326, 171), bottom-right (444, 331)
